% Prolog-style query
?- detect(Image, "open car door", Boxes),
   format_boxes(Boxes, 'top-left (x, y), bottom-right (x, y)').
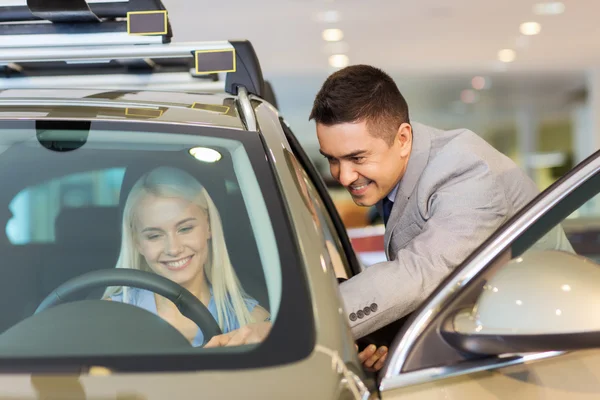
top-left (380, 149), bottom-right (600, 399)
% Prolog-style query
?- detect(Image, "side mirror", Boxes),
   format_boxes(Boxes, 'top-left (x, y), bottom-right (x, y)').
top-left (441, 250), bottom-right (600, 355)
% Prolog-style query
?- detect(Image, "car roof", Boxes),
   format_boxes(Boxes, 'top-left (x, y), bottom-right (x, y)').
top-left (0, 1), bottom-right (276, 131)
top-left (0, 88), bottom-right (246, 129)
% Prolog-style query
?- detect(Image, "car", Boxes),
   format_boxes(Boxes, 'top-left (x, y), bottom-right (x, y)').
top-left (1, 2), bottom-right (600, 399)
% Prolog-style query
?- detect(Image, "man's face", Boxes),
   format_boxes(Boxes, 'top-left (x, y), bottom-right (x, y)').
top-left (317, 120), bottom-right (412, 207)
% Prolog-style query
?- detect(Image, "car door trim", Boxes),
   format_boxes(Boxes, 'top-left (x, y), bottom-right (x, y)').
top-left (380, 351), bottom-right (564, 390)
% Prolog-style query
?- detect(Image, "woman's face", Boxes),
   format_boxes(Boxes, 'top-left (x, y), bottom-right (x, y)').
top-left (134, 194), bottom-right (211, 287)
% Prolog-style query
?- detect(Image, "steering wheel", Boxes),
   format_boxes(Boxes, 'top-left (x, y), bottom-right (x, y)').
top-left (36, 268), bottom-right (223, 344)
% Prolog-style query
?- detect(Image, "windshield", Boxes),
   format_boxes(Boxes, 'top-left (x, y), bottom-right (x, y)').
top-left (0, 119), bottom-right (313, 373)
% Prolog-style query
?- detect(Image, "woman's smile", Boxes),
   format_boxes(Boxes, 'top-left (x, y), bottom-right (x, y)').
top-left (162, 255), bottom-right (194, 271)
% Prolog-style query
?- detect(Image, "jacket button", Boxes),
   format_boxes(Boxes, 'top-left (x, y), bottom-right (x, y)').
top-left (363, 307), bottom-right (371, 315)
top-left (349, 312), bottom-right (357, 321)
top-left (357, 310), bottom-right (364, 319)
top-left (370, 303), bottom-right (378, 312)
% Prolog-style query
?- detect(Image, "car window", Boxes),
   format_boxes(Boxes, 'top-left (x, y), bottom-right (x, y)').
top-left (7, 168), bottom-right (125, 245)
top-left (513, 194), bottom-right (599, 261)
top-left (0, 120), bottom-right (314, 372)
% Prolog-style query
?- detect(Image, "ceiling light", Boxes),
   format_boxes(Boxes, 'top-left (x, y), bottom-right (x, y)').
top-left (189, 147), bottom-right (222, 163)
top-left (329, 54), bottom-right (349, 68)
top-left (498, 49), bottom-right (516, 63)
top-left (471, 76), bottom-right (487, 90)
top-left (315, 10), bottom-right (340, 23)
top-left (520, 22), bottom-right (542, 36)
top-left (322, 28), bottom-right (344, 42)
top-left (533, 2), bottom-right (565, 15)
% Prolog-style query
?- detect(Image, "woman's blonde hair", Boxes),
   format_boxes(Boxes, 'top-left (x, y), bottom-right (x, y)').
top-left (103, 166), bottom-right (253, 331)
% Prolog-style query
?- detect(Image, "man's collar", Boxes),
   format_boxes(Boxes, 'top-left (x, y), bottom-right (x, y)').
top-left (386, 181), bottom-right (400, 202)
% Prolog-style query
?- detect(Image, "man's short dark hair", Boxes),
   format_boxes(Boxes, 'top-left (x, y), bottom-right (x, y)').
top-left (309, 65), bottom-right (410, 145)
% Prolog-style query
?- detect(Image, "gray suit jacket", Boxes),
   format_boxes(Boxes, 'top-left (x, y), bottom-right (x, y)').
top-left (339, 122), bottom-right (571, 339)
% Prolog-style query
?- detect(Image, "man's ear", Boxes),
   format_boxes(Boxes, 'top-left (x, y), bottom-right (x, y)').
top-left (395, 123), bottom-right (412, 157)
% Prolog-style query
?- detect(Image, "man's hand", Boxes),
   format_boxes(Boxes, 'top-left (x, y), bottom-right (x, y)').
top-left (204, 322), bottom-right (271, 348)
top-left (356, 344), bottom-right (388, 372)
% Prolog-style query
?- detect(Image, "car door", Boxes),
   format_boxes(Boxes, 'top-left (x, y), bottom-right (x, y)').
top-left (378, 149), bottom-right (600, 399)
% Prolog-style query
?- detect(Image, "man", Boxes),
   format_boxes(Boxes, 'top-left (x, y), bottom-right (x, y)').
top-left (309, 65), bottom-right (571, 371)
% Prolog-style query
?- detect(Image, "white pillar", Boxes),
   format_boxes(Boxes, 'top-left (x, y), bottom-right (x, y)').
top-left (571, 69), bottom-right (600, 216)
top-left (516, 105), bottom-right (538, 179)
top-left (572, 103), bottom-right (592, 164)
top-left (573, 68), bottom-right (600, 164)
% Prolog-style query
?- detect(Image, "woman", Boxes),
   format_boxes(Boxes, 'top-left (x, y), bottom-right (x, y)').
top-left (104, 166), bottom-right (271, 347)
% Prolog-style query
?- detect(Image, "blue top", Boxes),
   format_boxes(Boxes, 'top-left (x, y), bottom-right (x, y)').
top-left (110, 288), bottom-right (258, 347)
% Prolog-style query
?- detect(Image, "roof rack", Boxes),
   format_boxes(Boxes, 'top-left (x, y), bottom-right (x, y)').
top-left (0, 40), bottom-right (265, 98)
top-left (0, 0), bottom-right (173, 47)
top-left (0, 72), bottom-right (225, 91)
top-left (0, 1), bottom-right (268, 100)
top-left (1, 0), bottom-right (165, 22)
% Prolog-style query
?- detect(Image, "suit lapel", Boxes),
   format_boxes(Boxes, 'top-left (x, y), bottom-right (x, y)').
top-left (384, 122), bottom-right (432, 257)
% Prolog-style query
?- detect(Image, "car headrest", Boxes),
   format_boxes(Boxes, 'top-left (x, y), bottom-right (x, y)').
top-left (55, 207), bottom-right (120, 245)
top-left (117, 160), bottom-right (227, 222)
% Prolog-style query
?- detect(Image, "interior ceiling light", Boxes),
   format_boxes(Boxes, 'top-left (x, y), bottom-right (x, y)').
top-left (498, 49), bottom-right (516, 63)
top-left (520, 22), bottom-right (542, 36)
top-left (189, 147), bottom-right (222, 163)
top-left (329, 54), bottom-right (349, 68)
top-left (322, 28), bottom-right (344, 42)
top-left (533, 2), bottom-right (565, 15)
